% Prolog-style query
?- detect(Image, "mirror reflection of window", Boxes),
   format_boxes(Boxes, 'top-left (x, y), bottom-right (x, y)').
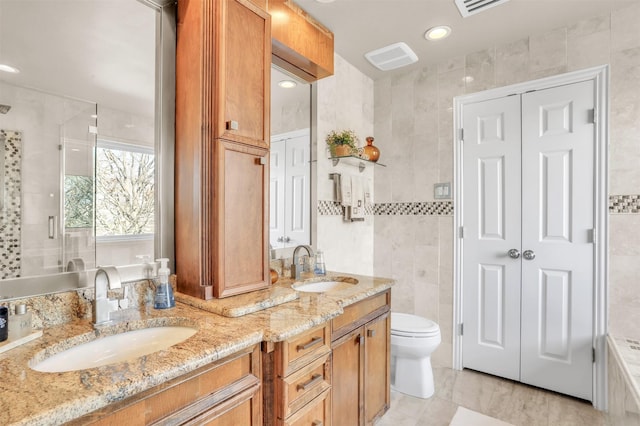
top-left (270, 66), bottom-right (312, 250)
top-left (95, 139), bottom-right (154, 266)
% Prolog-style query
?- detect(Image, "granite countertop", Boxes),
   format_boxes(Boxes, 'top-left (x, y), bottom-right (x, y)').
top-left (0, 273), bottom-right (394, 425)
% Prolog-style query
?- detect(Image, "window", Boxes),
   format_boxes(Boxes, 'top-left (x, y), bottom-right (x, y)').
top-left (95, 140), bottom-right (154, 239)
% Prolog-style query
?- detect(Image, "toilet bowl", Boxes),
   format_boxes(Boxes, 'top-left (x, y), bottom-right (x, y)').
top-left (390, 312), bottom-right (441, 399)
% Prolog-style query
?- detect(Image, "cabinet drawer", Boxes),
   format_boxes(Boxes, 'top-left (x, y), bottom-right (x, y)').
top-left (332, 291), bottom-right (389, 336)
top-left (277, 353), bottom-right (331, 419)
top-left (280, 388), bottom-right (331, 426)
top-left (70, 345), bottom-right (261, 425)
top-left (278, 325), bottom-right (331, 376)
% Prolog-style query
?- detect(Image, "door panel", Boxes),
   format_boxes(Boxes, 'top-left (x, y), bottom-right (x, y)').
top-left (270, 140), bottom-right (285, 247)
top-left (540, 150), bottom-right (572, 241)
top-left (462, 95), bottom-right (522, 381)
top-left (479, 157), bottom-right (506, 239)
top-left (520, 80), bottom-right (595, 400)
top-left (285, 135), bottom-right (310, 246)
top-left (479, 264), bottom-right (506, 347)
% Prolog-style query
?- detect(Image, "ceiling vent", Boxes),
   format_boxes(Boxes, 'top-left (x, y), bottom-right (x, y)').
top-left (365, 42), bottom-right (418, 71)
top-left (454, 0), bottom-right (511, 17)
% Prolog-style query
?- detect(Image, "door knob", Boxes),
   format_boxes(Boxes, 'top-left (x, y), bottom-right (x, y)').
top-left (508, 249), bottom-right (520, 259)
top-left (523, 250), bottom-right (536, 260)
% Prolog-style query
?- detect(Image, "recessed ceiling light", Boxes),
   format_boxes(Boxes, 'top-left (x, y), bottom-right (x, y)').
top-left (424, 26), bottom-right (451, 41)
top-left (315, 0), bottom-right (336, 3)
top-left (0, 64), bottom-right (20, 74)
top-left (278, 80), bottom-right (297, 89)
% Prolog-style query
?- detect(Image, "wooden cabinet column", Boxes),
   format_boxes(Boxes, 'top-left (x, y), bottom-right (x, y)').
top-left (175, 0), bottom-right (271, 298)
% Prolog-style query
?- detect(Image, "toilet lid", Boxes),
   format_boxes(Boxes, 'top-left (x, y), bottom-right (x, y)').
top-left (391, 312), bottom-right (439, 336)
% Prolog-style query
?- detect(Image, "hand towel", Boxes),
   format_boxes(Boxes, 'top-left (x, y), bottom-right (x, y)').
top-left (340, 173), bottom-right (352, 208)
top-left (333, 173), bottom-right (342, 202)
top-left (363, 177), bottom-right (373, 209)
top-left (350, 175), bottom-right (365, 221)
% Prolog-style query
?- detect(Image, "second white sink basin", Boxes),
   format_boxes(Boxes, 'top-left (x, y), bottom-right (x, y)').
top-left (31, 326), bottom-right (197, 373)
top-left (292, 277), bottom-right (358, 293)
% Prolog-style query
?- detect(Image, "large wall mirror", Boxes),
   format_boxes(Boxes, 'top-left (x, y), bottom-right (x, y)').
top-left (0, 0), bottom-right (175, 299)
top-left (270, 66), bottom-right (312, 251)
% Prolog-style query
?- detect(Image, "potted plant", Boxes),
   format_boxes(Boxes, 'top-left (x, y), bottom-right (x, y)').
top-left (326, 129), bottom-right (358, 157)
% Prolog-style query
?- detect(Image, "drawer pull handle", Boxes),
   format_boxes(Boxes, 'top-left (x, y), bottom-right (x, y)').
top-left (226, 120), bottom-right (239, 130)
top-left (297, 373), bottom-right (323, 392)
top-left (367, 329), bottom-right (376, 337)
top-left (297, 336), bottom-right (323, 351)
top-left (312, 421), bottom-right (323, 426)
top-left (357, 335), bottom-right (365, 344)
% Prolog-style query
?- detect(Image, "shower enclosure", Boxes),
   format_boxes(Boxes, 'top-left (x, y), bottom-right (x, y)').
top-left (0, 80), bottom-right (97, 279)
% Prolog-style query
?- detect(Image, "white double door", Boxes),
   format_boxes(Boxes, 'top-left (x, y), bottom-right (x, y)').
top-left (270, 129), bottom-right (310, 249)
top-left (461, 80), bottom-right (595, 401)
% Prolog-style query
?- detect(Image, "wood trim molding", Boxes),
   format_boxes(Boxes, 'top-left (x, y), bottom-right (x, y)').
top-left (267, 0), bottom-right (334, 82)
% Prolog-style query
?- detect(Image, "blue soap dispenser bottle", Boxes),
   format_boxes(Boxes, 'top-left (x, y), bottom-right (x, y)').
top-left (154, 258), bottom-right (175, 309)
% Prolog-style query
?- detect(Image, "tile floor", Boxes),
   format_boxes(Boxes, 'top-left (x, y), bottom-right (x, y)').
top-left (376, 367), bottom-right (606, 426)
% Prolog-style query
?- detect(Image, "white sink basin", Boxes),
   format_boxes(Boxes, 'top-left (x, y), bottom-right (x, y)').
top-left (292, 278), bottom-right (358, 293)
top-left (31, 326), bottom-right (197, 373)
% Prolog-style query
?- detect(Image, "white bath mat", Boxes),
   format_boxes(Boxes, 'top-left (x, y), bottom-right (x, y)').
top-left (449, 406), bottom-right (514, 426)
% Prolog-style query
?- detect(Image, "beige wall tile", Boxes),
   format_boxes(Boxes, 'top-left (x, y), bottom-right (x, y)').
top-left (495, 38), bottom-right (529, 87)
top-left (612, 2), bottom-right (640, 52)
top-left (528, 27), bottom-right (568, 74)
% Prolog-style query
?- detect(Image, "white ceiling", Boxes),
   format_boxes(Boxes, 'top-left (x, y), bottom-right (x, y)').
top-left (295, 0), bottom-right (637, 80)
top-left (0, 0), bottom-right (156, 117)
top-left (1, 0), bottom-right (635, 116)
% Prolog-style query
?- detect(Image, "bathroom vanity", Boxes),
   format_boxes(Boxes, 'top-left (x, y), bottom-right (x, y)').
top-left (0, 274), bottom-right (393, 425)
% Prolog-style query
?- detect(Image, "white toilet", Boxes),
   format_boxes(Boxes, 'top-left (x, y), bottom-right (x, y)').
top-left (390, 312), bottom-right (441, 399)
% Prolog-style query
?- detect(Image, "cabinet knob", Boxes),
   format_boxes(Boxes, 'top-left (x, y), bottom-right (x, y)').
top-left (367, 329), bottom-right (376, 338)
top-left (226, 120), bottom-right (239, 130)
top-left (357, 335), bottom-right (364, 344)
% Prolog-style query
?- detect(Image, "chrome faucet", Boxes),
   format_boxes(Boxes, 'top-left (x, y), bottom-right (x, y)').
top-left (93, 266), bottom-right (122, 327)
top-left (291, 245), bottom-right (314, 280)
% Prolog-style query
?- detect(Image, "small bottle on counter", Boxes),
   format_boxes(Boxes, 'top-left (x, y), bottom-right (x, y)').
top-left (154, 258), bottom-right (175, 309)
top-left (0, 305), bottom-right (7, 342)
top-left (314, 250), bottom-right (326, 276)
top-left (8, 304), bottom-right (32, 340)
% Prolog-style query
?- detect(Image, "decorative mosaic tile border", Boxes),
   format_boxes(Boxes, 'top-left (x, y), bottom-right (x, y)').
top-left (318, 200), bottom-right (453, 216)
top-left (320, 196), bottom-right (638, 216)
top-left (0, 129), bottom-right (22, 279)
top-left (610, 195), bottom-right (640, 214)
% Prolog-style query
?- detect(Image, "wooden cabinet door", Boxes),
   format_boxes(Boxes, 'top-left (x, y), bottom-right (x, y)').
top-left (216, 0), bottom-right (270, 149)
top-left (364, 313), bottom-right (390, 425)
top-left (213, 141), bottom-right (270, 298)
top-left (331, 327), bottom-right (363, 426)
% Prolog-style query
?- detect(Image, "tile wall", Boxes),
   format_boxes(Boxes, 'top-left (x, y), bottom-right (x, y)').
top-left (372, 2), bottom-right (640, 367)
top-left (315, 54), bottom-right (375, 276)
top-left (0, 130), bottom-right (22, 278)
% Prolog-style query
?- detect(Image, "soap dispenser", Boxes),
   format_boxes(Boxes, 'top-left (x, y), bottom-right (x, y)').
top-left (153, 258), bottom-right (175, 309)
